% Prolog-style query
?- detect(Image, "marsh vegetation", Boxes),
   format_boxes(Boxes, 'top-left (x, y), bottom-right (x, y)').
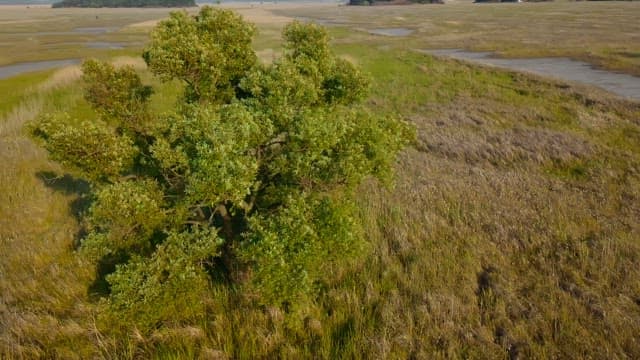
top-left (1, 2), bottom-right (639, 358)
top-left (423, 49), bottom-right (640, 100)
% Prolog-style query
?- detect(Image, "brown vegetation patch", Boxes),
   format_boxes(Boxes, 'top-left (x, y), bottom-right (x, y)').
top-left (420, 125), bottom-right (594, 165)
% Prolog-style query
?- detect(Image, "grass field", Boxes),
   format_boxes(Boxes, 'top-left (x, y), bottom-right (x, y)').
top-left (1, 2), bottom-right (640, 358)
top-left (276, 2), bottom-right (640, 76)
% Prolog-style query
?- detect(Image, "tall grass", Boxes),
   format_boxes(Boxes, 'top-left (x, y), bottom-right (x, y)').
top-left (0, 59), bottom-right (157, 359)
top-left (0, 70), bottom-right (97, 359)
top-left (2, 7), bottom-right (640, 358)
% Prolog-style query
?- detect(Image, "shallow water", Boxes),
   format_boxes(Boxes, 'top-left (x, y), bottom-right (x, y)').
top-left (85, 41), bottom-right (125, 49)
top-left (369, 28), bottom-right (413, 37)
top-left (424, 49), bottom-right (640, 101)
top-left (0, 59), bottom-right (79, 80)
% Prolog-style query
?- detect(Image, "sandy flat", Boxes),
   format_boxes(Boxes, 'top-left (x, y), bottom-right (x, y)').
top-left (0, 4), bottom-right (51, 9)
top-left (125, 3), bottom-right (336, 29)
top-left (1, 3), bottom-right (336, 31)
top-left (0, 18), bottom-right (44, 25)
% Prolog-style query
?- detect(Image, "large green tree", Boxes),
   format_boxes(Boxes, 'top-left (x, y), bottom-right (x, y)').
top-left (32, 7), bottom-right (412, 332)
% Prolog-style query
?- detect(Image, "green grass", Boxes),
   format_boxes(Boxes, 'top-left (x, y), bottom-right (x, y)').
top-left (0, 71), bottom-right (96, 359)
top-left (0, 71), bottom-right (52, 116)
top-left (2, 3), bottom-right (640, 359)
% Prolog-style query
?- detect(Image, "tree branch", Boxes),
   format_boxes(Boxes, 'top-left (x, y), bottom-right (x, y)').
top-left (215, 203), bottom-right (234, 240)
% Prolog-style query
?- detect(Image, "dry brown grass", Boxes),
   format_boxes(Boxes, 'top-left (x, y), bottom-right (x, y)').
top-left (336, 50), bottom-right (640, 357)
top-left (110, 56), bottom-right (147, 69)
top-left (37, 66), bottom-right (83, 92)
top-left (1, 4), bottom-right (640, 358)
top-left (0, 88), bottom-right (97, 358)
top-left (0, 58), bottom-right (158, 358)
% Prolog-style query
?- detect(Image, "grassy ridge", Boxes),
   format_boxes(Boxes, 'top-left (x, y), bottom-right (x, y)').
top-left (2, 4), bottom-right (640, 358)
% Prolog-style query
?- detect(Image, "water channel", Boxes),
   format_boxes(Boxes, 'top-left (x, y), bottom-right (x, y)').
top-left (0, 59), bottom-right (80, 80)
top-left (2, 48), bottom-right (639, 102)
top-left (423, 49), bottom-right (640, 101)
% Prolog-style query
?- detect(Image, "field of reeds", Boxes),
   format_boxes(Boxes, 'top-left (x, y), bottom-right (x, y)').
top-left (1, 2), bottom-right (639, 358)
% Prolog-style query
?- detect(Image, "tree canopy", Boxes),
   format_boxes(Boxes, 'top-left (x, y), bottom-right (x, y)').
top-left (32, 7), bottom-right (412, 332)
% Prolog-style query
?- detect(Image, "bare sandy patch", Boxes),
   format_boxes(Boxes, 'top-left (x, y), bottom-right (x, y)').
top-left (111, 56), bottom-right (146, 69)
top-left (234, 7), bottom-right (293, 25)
top-left (124, 3), bottom-right (335, 30)
top-left (126, 19), bottom-right (162, 29)
top-left (340, 54), bottom-right (359, 65)
top-left (256, 48), bottom-right (277, 64)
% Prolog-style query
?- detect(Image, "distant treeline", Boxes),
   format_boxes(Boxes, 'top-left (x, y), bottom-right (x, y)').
top-left (52, 0), bottom-right (195, 7)
top-left (348, 0), bottom-right (637, 4)
top-left (349, 0), bottom-right (443, 5)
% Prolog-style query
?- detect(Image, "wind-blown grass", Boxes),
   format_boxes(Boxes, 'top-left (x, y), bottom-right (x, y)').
top-left (0, 69), bottom-right (95, 359)
top-left (1, 4), bottom-right (640, 358)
